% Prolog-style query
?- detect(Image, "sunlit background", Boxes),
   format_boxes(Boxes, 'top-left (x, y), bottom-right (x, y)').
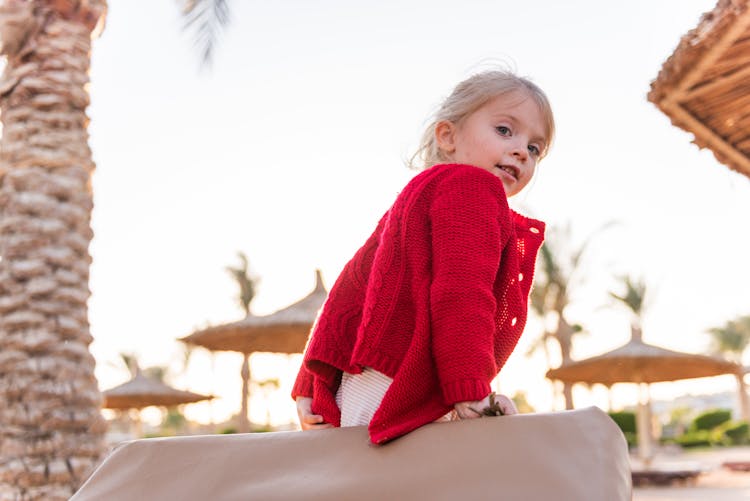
top-left (86, 0), bottom-right (750, 430)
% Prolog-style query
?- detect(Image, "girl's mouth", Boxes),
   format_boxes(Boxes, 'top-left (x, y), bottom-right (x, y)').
top-left (496, 164), bottom-right (519, 180)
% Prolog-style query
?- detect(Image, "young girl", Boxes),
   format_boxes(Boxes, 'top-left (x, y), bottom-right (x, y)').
top-left (292, 69), bottom-right (554, 444)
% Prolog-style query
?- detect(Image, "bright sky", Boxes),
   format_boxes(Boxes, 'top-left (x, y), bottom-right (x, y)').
top-left (85, 0), bottom-right (750, 427)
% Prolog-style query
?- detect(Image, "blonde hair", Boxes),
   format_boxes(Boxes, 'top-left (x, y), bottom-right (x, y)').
top-left (410, 70), bottom-right (555, 170)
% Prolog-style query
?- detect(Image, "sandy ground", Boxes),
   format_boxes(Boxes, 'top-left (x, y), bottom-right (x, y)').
top-left (633, 446), bottom-right (750, 500)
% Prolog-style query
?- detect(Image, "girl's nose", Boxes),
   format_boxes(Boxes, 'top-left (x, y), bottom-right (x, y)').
top-left (511, 140), bottom-right (528, 161)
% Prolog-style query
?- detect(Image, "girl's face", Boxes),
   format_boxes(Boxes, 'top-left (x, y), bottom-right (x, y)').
top-left (435, 91), bottom-right (547, 197)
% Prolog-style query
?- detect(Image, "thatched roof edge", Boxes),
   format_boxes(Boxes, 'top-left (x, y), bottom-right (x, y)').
top-left (648, 0), bottom-right (747, 104)
top-left (647, 0), bottom-right (750, 177)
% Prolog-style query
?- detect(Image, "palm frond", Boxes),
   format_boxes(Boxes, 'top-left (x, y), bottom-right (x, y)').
top-left (180, 343), bottom-right (195, 373)
top-left (539, 242), bottom-right (563, 286)
top-left (119, 352), bottom-right (140, 377)
top-left (180, 0), bottom-right (231, 67)
top-left (609, 275), bottom-right (647, 316)
top-left (225, 251), bottom-right (258, 315)
top-left (707, 316), bottom-right (750, 360)
top-left (143, 365), bottom-right (169, 382)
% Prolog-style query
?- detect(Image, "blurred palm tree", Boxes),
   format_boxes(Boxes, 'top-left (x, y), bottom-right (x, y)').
top-left (225, 251), bottom-right (259, 431)
top-left (708, 315), bottom-right (750, 361)
top-left (707, 315), bottom-right (750, 421)
top-left (609, 275), bottom-right (648, 341)
top-left (115, 351), bottom-right (169, 382)
top-left (118, 352), bottom-right (140, 377)
top-left (608, 274), bottom-right (657, 450)
top-left (109, 352), bottom-right (195, 437)
top-left (225, 251), bottom-right (258, 315)
top-left (529, 223), bottom-right (611, 409)
top-left (0, 2), bottom-right (107, 497)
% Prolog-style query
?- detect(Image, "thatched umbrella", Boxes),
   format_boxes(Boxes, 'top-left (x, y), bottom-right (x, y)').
top-left (180, 270), bottom-right (328, 432)
top-left (102, 372), bottom-right (213, 436)
top-left (649, 0), bottom-right (750, 178)
top-left (103, 372), bottom-right (213, 410)
top-left (182, 269), bottom-right (327, 354)
top-left (546, 329), bottom-right (739, 465)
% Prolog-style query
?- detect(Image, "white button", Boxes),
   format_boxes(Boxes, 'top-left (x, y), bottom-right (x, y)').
top-left (518, 273), bottom-right (524, 281)
top-left (529, 227), bottom-right (540, 234)
top-left (511, 317), bottom-right (518, 326)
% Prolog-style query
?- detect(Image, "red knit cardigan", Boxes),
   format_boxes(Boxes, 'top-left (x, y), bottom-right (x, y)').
top-left (292, 164), bottom-right (545, 444)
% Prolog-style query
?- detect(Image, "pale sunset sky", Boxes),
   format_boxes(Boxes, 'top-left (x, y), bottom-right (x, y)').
top-left (83, 0), bottom-right (750, 426)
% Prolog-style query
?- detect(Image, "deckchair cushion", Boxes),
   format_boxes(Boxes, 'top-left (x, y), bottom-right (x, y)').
top-left (72, 406), bottom-right (631, 501)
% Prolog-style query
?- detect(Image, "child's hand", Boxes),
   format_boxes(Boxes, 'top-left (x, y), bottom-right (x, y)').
top-left (454, 393), bottom-right (518, 419)
top-left (296, 396), bottom-right (334, 430)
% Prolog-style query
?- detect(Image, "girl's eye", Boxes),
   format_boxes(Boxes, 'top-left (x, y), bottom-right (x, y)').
top-left (528, 144), bottom-right (541, 156)
top-left (496, 125), bottom-right (511, 136)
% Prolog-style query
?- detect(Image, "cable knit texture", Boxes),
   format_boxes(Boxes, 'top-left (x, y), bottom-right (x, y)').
top-left (292, 163), bottom-right (545, 444)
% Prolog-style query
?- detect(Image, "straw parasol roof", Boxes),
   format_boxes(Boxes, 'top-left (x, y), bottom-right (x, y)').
top-left (649, 0), bottom-right (750, 178)
top-left (179, 269), bottom-right (328, 432)
top-left (546, 336), bottom-right (739, 385)
top-left (546, 333), bottom-right (740, 466)
top-left (181, 269), bottom-right (328, 354)
top-left (102, 372), bottom-right (214, 410)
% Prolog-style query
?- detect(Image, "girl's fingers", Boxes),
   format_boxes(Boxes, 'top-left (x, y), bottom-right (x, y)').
top-left (300, 413), bottom-right (333, 430)
top-left (306, 423), bottom-right (334, 430)
top-left (454, 394), bottom-right (520, 419)
top-left (454, 401), bottom-right (483, 419)
top-left (301, 420), bottom-right (333, 430)
top-left (303, 414), bottom-right (324, 424)
top-left (495, 394), bottom-right (519, 415)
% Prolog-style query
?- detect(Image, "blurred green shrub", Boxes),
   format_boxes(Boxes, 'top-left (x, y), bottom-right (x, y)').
top-left (673, 415), bottom-right (749, 448)
top-left (719, 421), bottom-right (750, 445)
top-left (609, 411), bottom-right (636, 433)
top-left (691, 409), bottom-right (732, 431)
top-left (608, 411), bottom-right (637, 448)
top-left (673, 430), bottom-right (713, 448)
top-left (622, 431), bottom-right (637, 448)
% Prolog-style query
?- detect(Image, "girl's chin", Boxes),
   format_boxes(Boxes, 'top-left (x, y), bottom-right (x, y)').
top-left (500, 178), bottom-right (524, 197)
top-left (497, 174), bottom-right (517, 192)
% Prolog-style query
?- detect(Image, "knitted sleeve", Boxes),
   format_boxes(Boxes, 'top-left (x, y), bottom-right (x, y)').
top-left (291, 364), bottom-right (314, 399)
top-left (428, 166), bottom-right (512, 404)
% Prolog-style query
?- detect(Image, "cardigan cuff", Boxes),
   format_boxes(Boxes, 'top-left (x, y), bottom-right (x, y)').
top-left (291, 367), bottom-right (314, 399)
top-left (441, 379), bottom-right (492, 405)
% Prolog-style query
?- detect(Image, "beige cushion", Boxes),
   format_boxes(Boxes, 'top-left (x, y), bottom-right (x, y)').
top-left (72, 406), bottom-right (631, 500)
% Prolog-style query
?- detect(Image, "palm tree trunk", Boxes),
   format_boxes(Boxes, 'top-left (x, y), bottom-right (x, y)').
top-left (561, 383), bottom-right (574, 410)
top-left (635, 383), bottom-right (654, 467)
top-left (0, 2), bottom-right (107, 499)
top-left (557, 319), bottom-right (575, 410)
top-left (540, 334), bottom-right (564, 409)
top-left (239, 353), bottom-right (251, 433)
top-left (736, 372), bottom-right (750, 422)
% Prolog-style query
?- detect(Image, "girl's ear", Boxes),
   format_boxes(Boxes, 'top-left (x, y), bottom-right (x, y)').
top-left (435, 120), bottom-right (457, 156)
